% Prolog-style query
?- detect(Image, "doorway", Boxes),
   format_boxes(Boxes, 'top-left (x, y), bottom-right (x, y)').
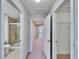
top-left (4, 0), bottom-right (21, 59)
top-left (53, 0), bottom-right (71, 59)
top-left (31, 20), bottom-right (44, 51)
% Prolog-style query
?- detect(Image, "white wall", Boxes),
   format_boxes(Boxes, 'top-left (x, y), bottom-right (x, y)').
top-left (56, 12), bottom-right (71, 54)
top-left (22, 11), bottom-right (30, 59)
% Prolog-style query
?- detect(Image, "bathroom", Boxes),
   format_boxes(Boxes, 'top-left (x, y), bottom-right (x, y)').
top-left (4, 0), bottom-right (20, 59)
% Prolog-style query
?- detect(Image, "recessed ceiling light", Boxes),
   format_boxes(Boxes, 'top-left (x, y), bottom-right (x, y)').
top-left (35, 0), bottom-right (40, 3)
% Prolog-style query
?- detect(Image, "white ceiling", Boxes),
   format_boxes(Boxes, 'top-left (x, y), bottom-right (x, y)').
top-left (20, 0), bottom-right (56, 17)
top-left (55, 0), bottom-right (70, 12)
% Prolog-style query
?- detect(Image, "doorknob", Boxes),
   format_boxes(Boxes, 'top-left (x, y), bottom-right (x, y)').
top-left (56, 41), bottom-right (58, 43)
top-left (19, 40), bottom-right (21, 42)
top-left (47, 40), bottom-right (50, 42)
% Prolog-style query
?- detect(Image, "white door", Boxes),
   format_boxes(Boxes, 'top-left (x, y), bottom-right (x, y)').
top-left (44, 14), bottom-right (51, 59)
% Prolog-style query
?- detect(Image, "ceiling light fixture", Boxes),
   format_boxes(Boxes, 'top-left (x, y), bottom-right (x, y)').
top-left (35, 0), bottom-right (40, 3)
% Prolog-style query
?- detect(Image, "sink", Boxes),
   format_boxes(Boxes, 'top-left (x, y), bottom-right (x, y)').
top-left (4, 44), bottom-right (11, 48)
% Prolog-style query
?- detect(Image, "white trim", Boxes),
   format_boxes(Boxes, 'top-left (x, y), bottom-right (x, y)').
top-left (52, 13), bottom-right (57, 59)
top-left (70, 0), bottom-right (74, 59)
top-left (29, 20), bottom-right (33, 52)
top-left (20, 13), bottom-right (24, 59)
top-left (1, 0), bottom-right (5, 59)
top-left (70, 0), bottom-right (78, 59)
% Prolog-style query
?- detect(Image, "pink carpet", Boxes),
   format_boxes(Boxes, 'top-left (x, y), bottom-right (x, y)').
top-left (27, 38), bottom-right (46, 59)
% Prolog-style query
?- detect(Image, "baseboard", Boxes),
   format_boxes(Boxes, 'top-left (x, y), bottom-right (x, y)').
top-left (26, 52), bottom-right (31, 59)
top-left (43, 51), bottom-right (47, 59)
top-left (57, 54), bottom-right (70, 59)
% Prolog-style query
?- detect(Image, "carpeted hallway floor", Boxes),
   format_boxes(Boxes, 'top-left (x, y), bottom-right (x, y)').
top-left (26, 38), bottom-right (47, 59)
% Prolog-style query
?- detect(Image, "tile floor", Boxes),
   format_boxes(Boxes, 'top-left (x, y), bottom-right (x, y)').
top-left (27, 38), bottom-right (47, 59)
top-left (5, 38), bottom-right (46, 59)
top-left (5, 48), bottom-right (20, 59)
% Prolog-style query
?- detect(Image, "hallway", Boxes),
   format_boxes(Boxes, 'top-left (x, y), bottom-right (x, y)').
top-left (27, 38), bottom-right (46, 59)
top-left (0, 0), bottom-right (77, 59)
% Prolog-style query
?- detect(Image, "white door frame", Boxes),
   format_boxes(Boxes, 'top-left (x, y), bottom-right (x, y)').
top-left (1, 0), bottom-right (5, 59)
top-left (52, 0), bottom-right (78, 59)
top-left (70, 0), bottom-right (78, 59)
top-left (29, 20), bottom-right (33, 52)
top-left (0, 0), bottom-right (24, 59)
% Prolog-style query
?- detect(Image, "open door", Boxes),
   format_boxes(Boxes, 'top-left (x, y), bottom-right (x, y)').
top-left (53, 0), bottom-right (71, 59)
top-left (44, 14), bottom-right (53, 59)
top-left (52, 0), bottom-right (78, 59)
top-left (4, 0), bottom-right (21, 59)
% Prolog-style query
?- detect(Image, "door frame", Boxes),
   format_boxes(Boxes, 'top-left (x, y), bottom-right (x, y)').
top-left (0, 0), bottom-right (24, 59)
top-left (70, 0), bottom-right (78, 59)
top-left (50, 15), bottom-right (52, 59)
top-left (29, 20), bottom-right (33, 52)
top-left (52, 0), bottom-right (78, 59)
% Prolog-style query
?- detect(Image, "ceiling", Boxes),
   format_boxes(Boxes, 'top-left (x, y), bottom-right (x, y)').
top-left (20, 0), bottom-right (56, 17)
top-left (55, 0), bottom-right (70, 12)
